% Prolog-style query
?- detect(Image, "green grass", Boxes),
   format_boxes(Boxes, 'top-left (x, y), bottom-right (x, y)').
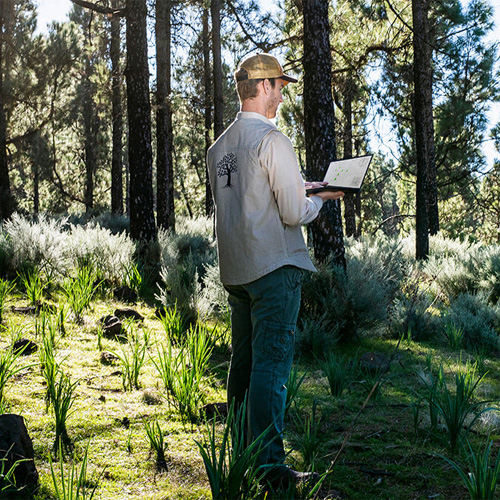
top-left (1, 292), bottom-right (500, 499)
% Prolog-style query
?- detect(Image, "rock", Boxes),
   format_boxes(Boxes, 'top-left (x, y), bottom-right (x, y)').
top-left (114, 308), bottom-right (144, 322)
top-left (201, 402), bottom-right (228, 421)
top-left (99, 315), bottom-right (124, 338)
top-left (0, 414), bottom-right (38, 497)
top-left (359, 352), bottom-right (390, 374)
top-left (13, 339), bottom-right (37, 356)
top-left (11, 302), bottom-right (56, 315)
top-left (113, 286), bottom-right (137, 304)
top-left (100, 351), bottom-right (119, 365)
top-left (142, 389), bottom-right (163, 405)
top-left (11, 305), bottom-right (38, 315)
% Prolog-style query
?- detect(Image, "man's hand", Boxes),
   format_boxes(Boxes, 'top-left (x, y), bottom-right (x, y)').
top-left (304, 181), bottom-right (328, 190)
top-left (305, 181), bottom-right (344, 200)
top-left (314, 190), bottom-right (344, 200)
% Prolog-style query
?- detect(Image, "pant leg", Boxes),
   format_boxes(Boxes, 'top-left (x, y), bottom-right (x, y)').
top-left (224, 284), bottom-right (253, 408)
top-left (245, 266), bottom-right (303, 467)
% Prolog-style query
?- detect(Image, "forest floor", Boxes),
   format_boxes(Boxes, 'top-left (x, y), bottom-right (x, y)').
top-left (2, 295), bottom-right (500, 500)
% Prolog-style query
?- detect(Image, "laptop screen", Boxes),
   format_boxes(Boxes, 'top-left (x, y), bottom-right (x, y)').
top-left (323, 155), bottom-right (373, 190)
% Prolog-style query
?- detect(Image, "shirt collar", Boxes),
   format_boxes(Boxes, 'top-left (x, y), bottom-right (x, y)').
top-left (237, 111), bottom-right (277, 127)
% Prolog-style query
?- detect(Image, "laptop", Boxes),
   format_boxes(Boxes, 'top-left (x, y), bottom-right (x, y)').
top-left (306, 154), bottom-right (373, 194)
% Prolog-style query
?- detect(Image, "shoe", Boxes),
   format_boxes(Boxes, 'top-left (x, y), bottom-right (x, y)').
top-left (263, 467), bottom-right (320, 491)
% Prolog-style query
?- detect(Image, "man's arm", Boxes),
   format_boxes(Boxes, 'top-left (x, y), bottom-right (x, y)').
top-left (261, 132), bottom-right (343, 225)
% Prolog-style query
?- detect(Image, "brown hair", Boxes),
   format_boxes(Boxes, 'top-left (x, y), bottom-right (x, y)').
top-left (234, 68), bottom-right (276, 101)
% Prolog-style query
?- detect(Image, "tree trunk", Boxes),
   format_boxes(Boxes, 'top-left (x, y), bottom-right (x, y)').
top-left (412, 0), bottom-right (436, 258)
top-left (203, 5), bottom-right (213, 216)
top-left (0, 1), bottom-right (13, 220)
top-left (156, 0), bottom-right (175, 230)
top-left (211, 0), bottom-right (224, 140)
top-left (83, 57), bottom-right (97, 213)
top-left (342, 76), bottom-right (357, 238)
top-left (110, 0), bottom-right (123, 214)
top-left (303, 0), bottom-right (345, 267)
top-left (126, 0), bottom-right (156, 242)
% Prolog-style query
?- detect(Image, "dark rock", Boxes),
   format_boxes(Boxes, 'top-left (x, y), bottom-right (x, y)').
top-left (359, 352), bottom-right (390, 374)
top-left (201, 402), bottom-right (228, 421)
top-left (11, 302), bottom-right (56, 315)
top-left (11, 305), bottom-right (38, 315)
top-left (100, 351), bottom-right (119, 365)
top-left (113, 286), bottom-right (137, 304)
top-left (0, 414), bottom-right (38, 498)
top-left (114, 308), bottom-right (144, 322)
top-left (142, 389), bottom-right (163, 405)
top-left (99, 315), bottom-right (124, 338)
top-left (13, 339), bottom-right (37, 356)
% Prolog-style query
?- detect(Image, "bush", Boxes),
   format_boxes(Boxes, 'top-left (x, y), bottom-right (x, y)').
top-left (1, 213), bottom-right (68, 280)
top-left (65, 223), bottom-right (135, 286)
top-left (301, 235), bottom-right (405, 341)
top-left (448, 293), bottom-right (500, 351)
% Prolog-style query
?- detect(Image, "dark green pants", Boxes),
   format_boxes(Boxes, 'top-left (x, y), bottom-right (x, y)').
top-left (224, 265), bottom-right (303, 468)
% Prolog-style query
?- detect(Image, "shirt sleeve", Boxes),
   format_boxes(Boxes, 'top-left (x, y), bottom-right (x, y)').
top-left (259, 130), bottom-right (323, 226)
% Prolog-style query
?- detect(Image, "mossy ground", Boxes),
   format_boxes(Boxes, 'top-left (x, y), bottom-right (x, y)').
top-left (1, 294), bottom-right (499, 499)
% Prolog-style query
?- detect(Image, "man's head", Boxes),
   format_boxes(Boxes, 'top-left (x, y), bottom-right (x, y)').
top-left (234, 54), bottom-right (297, 118)
top-left (234, 53), bottom-right (297, 102)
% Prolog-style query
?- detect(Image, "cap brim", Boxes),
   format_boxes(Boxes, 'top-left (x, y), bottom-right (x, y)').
top-left (281, 74), bottom-right (298, 85)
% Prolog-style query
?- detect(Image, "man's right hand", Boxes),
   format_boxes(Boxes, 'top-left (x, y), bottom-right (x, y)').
top-left (313, 190), bottom-right (344, 201)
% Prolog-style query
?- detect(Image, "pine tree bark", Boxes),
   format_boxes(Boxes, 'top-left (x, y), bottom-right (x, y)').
top-left (412, 0), bottom-right (437, 258)
top-left (203, 6), bottom-right (213, 216)
top-left (156, 0), bottom-right (175, 230)
top-left (110, 0), bottom-right (123, 214)
top-left (126, 0), bottom-right (156, 242)
top-left (211, 0), bottom-right (224, 140)
top-left (0, 1), bottom-right (13, 220)
top-left (342, 76), bottom-right (357, 238)
top-left (303, 0), bottom-right (345, 266)
top-left (83, 57), bottom-right (97, 213)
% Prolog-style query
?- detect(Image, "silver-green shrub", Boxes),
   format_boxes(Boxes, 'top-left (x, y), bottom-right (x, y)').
top-left (301, 235), bottom-right (405, 342)
top-left (65, 223), bottom-right (135, 285)
top-left (157, 216), bottom-right (216, 323)
top-left (447, 292), bottom-right (500, 351)
top-left (1, 213), bottom-right (69, 279)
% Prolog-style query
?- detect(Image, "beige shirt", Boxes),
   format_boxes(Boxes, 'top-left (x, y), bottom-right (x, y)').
top-left (207, 111), bottom-right (322, 285)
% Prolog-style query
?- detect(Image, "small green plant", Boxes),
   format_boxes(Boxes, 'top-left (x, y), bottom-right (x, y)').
top-left (63, 265), bottom-right (100, 323)
top-left (293, 400), bottom-right (322, 470)
top-left (0, 447), bottom-right (31, 498)
top-left (143, 419), bottom-right (168, 471)
top-left (57, 302), bottom-right (69, 337)
top-left (322, 352), bottom-right (357, 398)
top-left (113, 326), bottom-right (148, 391)
top-left (125, 262), bottom-right (142, 294)
top-left (195, 399), bottom-right (268, 499)
top-left (40, 323), bottom-right (60, 409)
top-left (157, 302), bottom-right (187, 345)
top-left (420, 363), bottom-right (494, 451)
top-left (19, 267), bottom-right (48, 306)
top-left (153, 323), bottom-right (213, 423)
top-left (0, 345), bottom-right (30, 410)
top-left (49, 439), bottom-right (102, 500)
top-left (48, 370), bottom-right (79, 451)
top-left (285, 363), bottom-right (306, 416)
top-left (442, 439), bottom-right (500, 499)
top-left (444, 321), bottom-right (464, 349)
top-left (0, 278), bottom-right (14, 324)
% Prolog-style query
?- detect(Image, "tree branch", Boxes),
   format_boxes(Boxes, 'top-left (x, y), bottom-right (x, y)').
top-left (70, 0), bottom-right (126, 17)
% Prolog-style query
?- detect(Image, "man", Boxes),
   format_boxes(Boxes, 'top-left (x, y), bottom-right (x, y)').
top-left (207, 53), bottom-right (343, 488)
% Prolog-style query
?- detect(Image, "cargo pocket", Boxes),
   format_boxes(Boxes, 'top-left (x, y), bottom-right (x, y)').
top-left (260, 320), bottom-right (295, 364)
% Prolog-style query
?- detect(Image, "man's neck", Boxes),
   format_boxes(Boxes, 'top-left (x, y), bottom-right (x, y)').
top-left (240, 100), bottom-right (266, 117)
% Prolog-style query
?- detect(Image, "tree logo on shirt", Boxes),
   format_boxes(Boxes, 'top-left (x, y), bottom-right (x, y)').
top-left (217, 153), bottom-right (237, 188)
